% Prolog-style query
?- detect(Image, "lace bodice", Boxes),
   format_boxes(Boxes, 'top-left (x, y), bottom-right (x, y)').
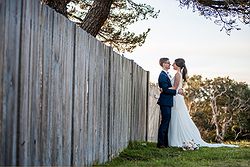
top-left (171, 72), bottom-right (183, 90)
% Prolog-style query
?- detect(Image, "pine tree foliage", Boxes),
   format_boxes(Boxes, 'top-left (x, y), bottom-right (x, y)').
top-left (67, 0), bottom-right (159, 52)
top-left (178, 0), bottom-right (250, 34)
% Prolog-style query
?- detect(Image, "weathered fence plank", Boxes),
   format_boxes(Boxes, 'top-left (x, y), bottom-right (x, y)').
top-left (95, 40), bottom-right (110, 164)
top-left (39, 4), bottom-right (54, 165)
top-left (147, 84), bottom-right (160, 142)
top-left (30, 1), bottom-right (43, 165)
top-left (59, 14), bottom-right (75, 166)
top-left (0, 0), bottom-right (6, 165)
top-left (102, 45), bottom-right (110, 163)
top-left (18, 0), bottom-right (33, 164)
top-left (50, 12), bottom-right (63, 165)
top-left (72, 28), bottom-right (89, 166)
top-left (48, 11), bottom-right (74, 165)
top-left (108, 51), bottom-right (115, 160)
top-left (1, 0), bottom-right (22, 165)
top-left (87, 35), bottom-right (96, 165)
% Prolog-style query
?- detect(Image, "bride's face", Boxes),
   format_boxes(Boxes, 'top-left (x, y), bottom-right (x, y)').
top-left (172, 62), bottom-right (179, 71)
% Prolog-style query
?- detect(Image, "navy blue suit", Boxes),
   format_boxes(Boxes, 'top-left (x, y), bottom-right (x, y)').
top-left (157, 71), bottom-right (176, 147)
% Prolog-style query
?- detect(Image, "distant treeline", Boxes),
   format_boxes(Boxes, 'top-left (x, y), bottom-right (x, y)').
top-left (184, 75), bottom-right (250, 141)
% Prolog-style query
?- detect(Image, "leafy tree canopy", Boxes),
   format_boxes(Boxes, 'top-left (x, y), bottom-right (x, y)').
top-left (178, 0), bottom-right (250, 34)
top-left (185, 75), bottom-right (250, 141)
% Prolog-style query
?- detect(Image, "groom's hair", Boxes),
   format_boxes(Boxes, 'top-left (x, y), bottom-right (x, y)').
top-left (159, 58), bottom-right (169, 67)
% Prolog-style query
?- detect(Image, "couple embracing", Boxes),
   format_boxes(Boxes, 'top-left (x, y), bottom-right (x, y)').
top-left (157, 58), bottom-right (238, 148)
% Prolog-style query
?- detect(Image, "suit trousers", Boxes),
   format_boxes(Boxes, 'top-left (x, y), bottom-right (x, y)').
top-left (157, 105), bottom-right (171, 147)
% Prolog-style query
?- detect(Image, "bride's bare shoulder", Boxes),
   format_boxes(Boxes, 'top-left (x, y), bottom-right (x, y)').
top-left (174, 72), bottom-right (181, 78)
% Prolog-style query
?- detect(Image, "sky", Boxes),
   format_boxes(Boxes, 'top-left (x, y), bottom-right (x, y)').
top-left (124, 0), bottom-right (250, 84)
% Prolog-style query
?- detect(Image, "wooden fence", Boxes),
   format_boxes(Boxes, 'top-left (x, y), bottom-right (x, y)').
top-left (0, 0), bottom-right (152, 165)
top-left (147, 83), bottom-right (160, 142)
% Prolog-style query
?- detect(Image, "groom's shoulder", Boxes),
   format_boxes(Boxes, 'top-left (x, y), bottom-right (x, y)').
top-left (159, 71), bottom-right (165, 75)
top-left (158, 71), bottom-right (164, 78)
top-left (159, 71), bottom-right (167, 77)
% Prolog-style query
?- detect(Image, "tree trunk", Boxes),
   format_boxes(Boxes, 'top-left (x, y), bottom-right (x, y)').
top-left (41, 0), bottom-right (71, 16)
top-left (80, 0), bottom-right (113, 37)
top-left (210, 99), bottom-right (223, 142)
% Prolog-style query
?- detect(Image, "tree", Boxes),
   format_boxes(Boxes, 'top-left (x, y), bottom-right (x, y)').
top-left (229, 82), bottom-right (250, 140)
top-left (42, 0), bottom-right (159, 52)
top-left (41, 0), bottom-right (71, 16)
top-left (178, 0), bottom-right (250, 34)
top-left (203, 77), bottom-right (250, 141)
top-left (203, 77), bottom-right (235, 142)
top-left (79, 0), bottom-right (113, 37)
top-left (185, 76), bottom-right (250, 142)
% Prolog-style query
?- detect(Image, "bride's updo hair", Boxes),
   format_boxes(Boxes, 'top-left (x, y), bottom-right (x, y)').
top-left (174, 58), bottom-right (187, 82)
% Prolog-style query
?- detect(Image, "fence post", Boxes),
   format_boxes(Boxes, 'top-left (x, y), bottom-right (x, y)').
top-left (145, 71), bottom-right (150, 141)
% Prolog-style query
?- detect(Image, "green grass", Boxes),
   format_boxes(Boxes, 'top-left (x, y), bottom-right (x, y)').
top-left (100, 141), bottom-right (250, 167)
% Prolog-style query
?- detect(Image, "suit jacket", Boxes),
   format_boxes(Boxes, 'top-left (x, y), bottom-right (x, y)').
top-left (157, 71), bottom-right (176, 106)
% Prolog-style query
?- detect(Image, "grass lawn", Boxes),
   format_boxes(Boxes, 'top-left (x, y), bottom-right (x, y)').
top-left (101, 141), bottom-right (250, 167)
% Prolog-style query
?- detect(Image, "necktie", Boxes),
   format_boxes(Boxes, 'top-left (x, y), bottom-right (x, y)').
top-left (167, 72), bottom-right (171, 79)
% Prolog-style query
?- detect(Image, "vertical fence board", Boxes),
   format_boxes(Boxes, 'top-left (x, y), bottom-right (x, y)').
top-left (29, 1), bottom-right (43, 165)
top-left (61, 16), bottom-right (74, 166)
top-left (102, 45), bottom-right (110, 163)
top-left (121, 57), bottom-right (125, 148)
top-left (119, 54), bottom-right (123, 149)
top-left (73, 28), bottom-right (89, 166)
top-left (87, 36), bottom-right (96, 165)
top-left (148, 84), bottom-right (160, 142)
top-left (95, 41), bottom-right (108, 164)
top-left (130, 63), bottom-right (136, 141)
top-left (123, 58), bottom-right (128, 146)
top-left (40, 4), bottom-right (54, 165)
top-left (118, 55), bottom-right (123, 150)
top-left (142, 69), bottom-right (148, 140)
top-left (2, 0), bottom-right (22, 165)
top-left (124, 59), bottom-right (132, 146)
top-left (93, 39), bottom-right (101, 164)
top-left (48, 12), bottom-right (74, 165)
top-left (115, 54), bottom-right (120, 152)
top-left (114, 52), bottom-right (120, 155)
top-left (129, 61), bottom-right (134, 141)
top-left (125, 59), bottom-right (132, 144)
top-left (0, 0), bottom-right (5, 165)
top-left (95, 41), bottom-right (102, 164)
top-left (50, 12), bottom-right (62, 165)
top-left (18, 0), bottom-right (32, 165)
top-left (62, 13), bottom-right (74, 165)
top-left (108, 51), bottom-right (114, 160)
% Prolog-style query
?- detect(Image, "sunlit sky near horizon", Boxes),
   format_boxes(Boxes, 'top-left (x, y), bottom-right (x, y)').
top-left (124, 0), bottom-right (250, 84)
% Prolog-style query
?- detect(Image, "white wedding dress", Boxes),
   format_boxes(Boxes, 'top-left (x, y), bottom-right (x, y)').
top-left (168, 72), bottom-right (238, 148)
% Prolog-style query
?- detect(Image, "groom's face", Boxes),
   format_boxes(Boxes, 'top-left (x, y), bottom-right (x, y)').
top-left (163, 60), bottom-right (171, 70)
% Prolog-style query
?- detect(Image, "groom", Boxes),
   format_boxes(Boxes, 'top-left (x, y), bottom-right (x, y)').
top-left (157, 58), bottom-right (177, 148)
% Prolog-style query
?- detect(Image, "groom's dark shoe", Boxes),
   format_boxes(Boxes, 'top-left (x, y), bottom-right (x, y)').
top-left (157, 144), bottom-right (166, 148)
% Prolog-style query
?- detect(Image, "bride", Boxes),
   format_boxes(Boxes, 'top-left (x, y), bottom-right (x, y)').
top-left (167, 58), bottom-right (238, 148)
